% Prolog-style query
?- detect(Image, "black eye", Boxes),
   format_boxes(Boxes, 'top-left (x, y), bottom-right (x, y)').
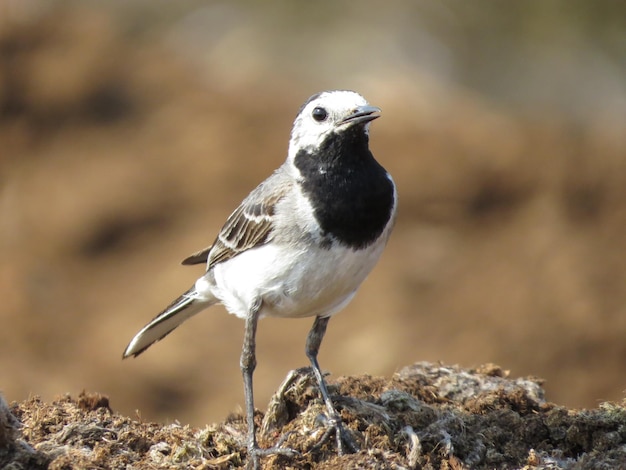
top-left (312, 107), bottom-right (328, 122)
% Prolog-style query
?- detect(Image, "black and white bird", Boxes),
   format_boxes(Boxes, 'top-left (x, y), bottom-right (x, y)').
top-left (123, 90), bottom-right (397, 467)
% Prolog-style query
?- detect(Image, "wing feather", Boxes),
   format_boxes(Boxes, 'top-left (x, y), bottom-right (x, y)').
top-left (181, 246), bottom-right (212, 265)
top-left (181, 176), bottom-right (289, 269)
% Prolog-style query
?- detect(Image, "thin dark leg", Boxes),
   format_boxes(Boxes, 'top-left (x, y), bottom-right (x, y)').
top-left (305, 316), bottom-right (359, 455)
top-left (241, 301), bottom-right (261, 469)
top-left (241, 300), bottom-right (298, 469)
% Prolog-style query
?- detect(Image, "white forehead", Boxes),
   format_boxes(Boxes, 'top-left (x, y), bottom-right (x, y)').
top-left (300, 90), bottom-right (369, 116)
top-left (288, 90), bottom-right (371, 160)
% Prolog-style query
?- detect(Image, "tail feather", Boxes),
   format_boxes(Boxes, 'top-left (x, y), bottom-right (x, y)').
top-left (123, 287), bottom-right (213, 358)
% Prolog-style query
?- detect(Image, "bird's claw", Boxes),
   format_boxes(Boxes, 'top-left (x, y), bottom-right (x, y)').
top-left (311, 414), bottom-right (359, 455)
top-left (246, 444), bottom-right (300, 470)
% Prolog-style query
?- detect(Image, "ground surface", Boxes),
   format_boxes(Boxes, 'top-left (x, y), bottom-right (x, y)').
top-left (2, 363), bottom-right (626, 469)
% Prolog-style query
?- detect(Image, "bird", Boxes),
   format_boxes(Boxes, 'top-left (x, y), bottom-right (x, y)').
top-left (122, 90), bottom-right (397, 468)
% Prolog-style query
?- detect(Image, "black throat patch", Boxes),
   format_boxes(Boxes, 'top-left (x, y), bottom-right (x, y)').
top-left (294, 126), bottom-right (395, 249)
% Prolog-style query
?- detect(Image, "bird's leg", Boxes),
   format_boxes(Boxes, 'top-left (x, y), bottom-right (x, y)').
top-left (241, 299), bottom-right (298, 470)
top-left (241, 301), bottom-right (261, 468)
top-left (305, 316), bottom-right (359, 455)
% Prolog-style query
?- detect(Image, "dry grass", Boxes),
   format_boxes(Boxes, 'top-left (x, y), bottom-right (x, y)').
top-left (3, 363), bottom-right (626, 469)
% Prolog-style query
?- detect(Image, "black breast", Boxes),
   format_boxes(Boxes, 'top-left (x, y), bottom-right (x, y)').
top-left (295, 127), bottom-right (395, 249)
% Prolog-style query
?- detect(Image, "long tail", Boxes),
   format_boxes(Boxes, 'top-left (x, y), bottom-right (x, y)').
top-left (122, 286), bottom-right (214, 358)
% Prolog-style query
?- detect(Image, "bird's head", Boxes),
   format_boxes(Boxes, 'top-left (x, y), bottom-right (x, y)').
top-left (287, 90), bottom-right (380, 162)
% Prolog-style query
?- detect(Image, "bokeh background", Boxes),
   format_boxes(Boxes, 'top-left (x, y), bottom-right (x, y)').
top-left (1, 1), bottom-right (625, 427)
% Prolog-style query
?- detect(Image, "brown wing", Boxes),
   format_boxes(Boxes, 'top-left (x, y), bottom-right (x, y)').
top-left (181, 178), bottom-right (288, 269)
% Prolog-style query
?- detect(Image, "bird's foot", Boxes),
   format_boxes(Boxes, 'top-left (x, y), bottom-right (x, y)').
top-left (246, 439), bottom-right (299, 470)
top-left (311, 413), bottom-right (359, 455)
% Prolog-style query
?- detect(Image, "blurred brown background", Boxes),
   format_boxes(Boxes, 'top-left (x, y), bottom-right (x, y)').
top-left (1, 1), bottom-right (625, 427)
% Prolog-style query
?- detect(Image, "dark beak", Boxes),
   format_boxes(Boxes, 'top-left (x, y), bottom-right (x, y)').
top-left (340, 105), bottom-right (381, 126)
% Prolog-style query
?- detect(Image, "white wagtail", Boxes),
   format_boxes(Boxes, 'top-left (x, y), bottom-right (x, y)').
top-left (123, 90), bottom-right (397, 467)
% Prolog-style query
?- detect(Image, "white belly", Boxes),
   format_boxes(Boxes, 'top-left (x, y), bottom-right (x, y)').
top-left (196, 240), bottom-right (385, 320)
